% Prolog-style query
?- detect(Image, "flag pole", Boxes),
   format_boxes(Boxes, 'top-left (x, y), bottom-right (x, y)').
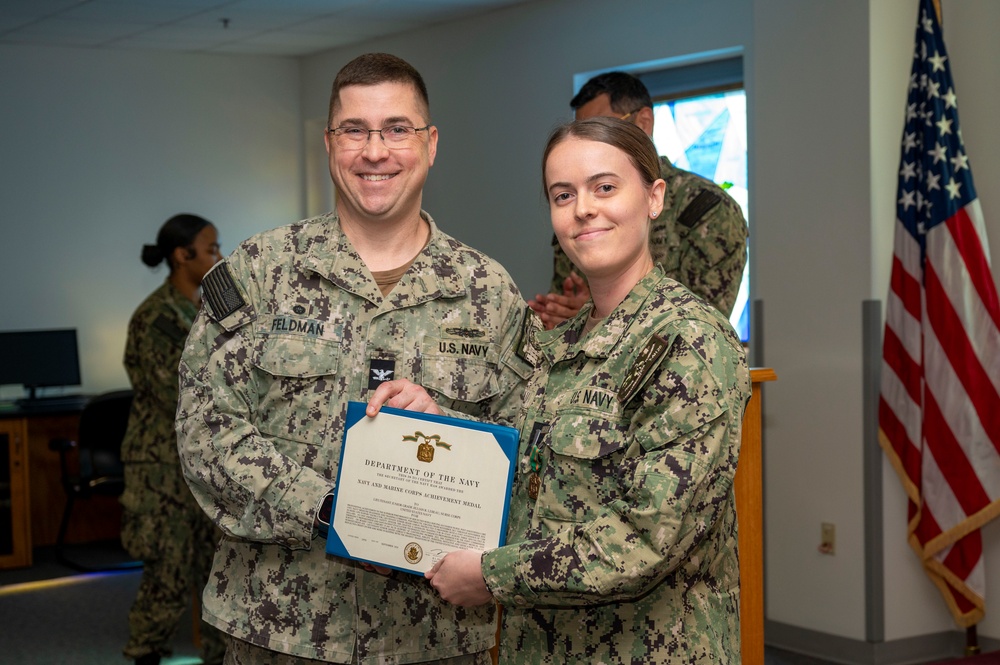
top-left (966, 624), bottom-right (979, 656)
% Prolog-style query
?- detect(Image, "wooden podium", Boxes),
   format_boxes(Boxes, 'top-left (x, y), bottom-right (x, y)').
top-left (736, 367), bottom-right (777, 665)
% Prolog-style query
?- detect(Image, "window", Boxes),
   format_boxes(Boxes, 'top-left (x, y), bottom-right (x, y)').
top-left (650, 87), bottom-right (750, 342)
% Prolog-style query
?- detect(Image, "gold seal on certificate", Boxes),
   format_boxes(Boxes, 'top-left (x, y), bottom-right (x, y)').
top-left (326, 402), bottom-right (518, 575)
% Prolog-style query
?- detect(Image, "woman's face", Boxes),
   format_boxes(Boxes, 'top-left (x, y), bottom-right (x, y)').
top-left (545, 137), bottom-right (663, 284)
top-left (177, 224), bottom-right (222, 284)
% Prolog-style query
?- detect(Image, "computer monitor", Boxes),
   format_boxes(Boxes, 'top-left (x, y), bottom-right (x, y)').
top-left (0, 328), bottom-right (82, 400)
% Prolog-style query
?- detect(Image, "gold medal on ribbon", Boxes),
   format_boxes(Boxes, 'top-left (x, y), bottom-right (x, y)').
top-left (528, 473), bottom-right (541, 500)
top-left (526, 421), bottom-right (549, 502)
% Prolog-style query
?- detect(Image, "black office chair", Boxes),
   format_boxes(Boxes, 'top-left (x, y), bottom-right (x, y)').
top-left (48, 389), bottom-right (141, 571)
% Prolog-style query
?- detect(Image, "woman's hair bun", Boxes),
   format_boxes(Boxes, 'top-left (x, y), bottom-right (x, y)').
top-left (141, 243), bottom-right (164, 267)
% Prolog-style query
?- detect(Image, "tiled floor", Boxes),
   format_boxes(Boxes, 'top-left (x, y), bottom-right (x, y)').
top-left (0, 541), bottom-right (199, 665)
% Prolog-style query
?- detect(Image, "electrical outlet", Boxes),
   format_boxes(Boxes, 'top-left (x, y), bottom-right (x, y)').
top-left (819, 522), bottom-right (835, 555)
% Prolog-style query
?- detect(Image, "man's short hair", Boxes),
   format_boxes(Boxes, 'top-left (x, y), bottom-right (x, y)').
top-left (570, 71), bottom-right (653, 116)
top-left (328, 52), bottom-right (430, 125)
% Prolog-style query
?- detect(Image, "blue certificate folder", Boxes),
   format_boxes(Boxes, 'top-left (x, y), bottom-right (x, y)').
top-left (326, 401), bottom-right (519, 575)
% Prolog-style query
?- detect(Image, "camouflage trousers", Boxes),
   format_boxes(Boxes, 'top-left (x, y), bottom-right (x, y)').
top-left (121, 462), bottom-right (227, 664)
top-left (224, 637), bottom-right (493, 665)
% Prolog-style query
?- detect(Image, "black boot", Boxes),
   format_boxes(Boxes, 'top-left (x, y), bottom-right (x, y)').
top-left (134, 653), bottom-right (161, 665)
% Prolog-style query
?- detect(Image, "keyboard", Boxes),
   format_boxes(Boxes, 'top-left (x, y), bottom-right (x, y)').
top-left (15, 394), bottom-right (91, 412)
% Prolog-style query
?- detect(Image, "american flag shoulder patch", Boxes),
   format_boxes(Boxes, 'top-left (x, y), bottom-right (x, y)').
top-left (677, 189), bottom-right (722, 229)
top-left (202, 263), bottom-right (246, 321)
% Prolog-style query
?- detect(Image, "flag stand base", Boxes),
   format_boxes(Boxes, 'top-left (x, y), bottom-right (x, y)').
top-left (965, 625), bottom-right (980, 656)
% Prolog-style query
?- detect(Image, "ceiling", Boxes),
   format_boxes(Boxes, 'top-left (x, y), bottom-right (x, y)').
top-left (0, 0), bottom-right (536, 57)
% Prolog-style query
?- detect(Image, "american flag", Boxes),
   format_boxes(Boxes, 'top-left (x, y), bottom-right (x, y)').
top-left (879, 0), bottom-right (1000, 627)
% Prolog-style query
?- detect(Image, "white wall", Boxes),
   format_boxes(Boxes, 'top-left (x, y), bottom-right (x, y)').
top-left (3, 0), bottom-right (1000, 654)
top-left (753, 0), bottom-right (874, 640)
top-left (0, 45), bottom-right (302, 395)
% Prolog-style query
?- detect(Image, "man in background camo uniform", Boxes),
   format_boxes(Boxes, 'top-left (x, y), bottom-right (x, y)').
top-left (175, 53), bottom-right (532, 665)
top-left (529, 71), bottom-right (748, 328)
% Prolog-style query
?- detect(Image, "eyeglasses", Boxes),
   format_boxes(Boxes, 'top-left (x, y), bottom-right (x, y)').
top-left (328, 125), bottom-right (431, 149)
top-left (618, 108), bottom-right (643, 122)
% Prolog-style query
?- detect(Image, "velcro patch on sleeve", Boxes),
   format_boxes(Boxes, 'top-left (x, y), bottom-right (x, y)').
top-left (677, 189), bottom-right (722, 229)
top-left (515, 306), bottom-right (543, 368)
top-left (617, 335), bottom-right (670, 405)
top-left (152, 314), bottom-right (187, 345)
top-left (202, 263), bottom-right (247, 322)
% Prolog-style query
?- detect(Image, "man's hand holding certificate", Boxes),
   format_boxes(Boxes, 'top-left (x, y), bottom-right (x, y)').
top-left (326, 401), bottom-right (517, 575)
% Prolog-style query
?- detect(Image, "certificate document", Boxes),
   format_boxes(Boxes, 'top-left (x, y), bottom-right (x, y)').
top-left (326, 401), bottom-right (518, 575)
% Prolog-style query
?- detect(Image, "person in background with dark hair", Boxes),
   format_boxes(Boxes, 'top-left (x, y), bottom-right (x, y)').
top-left (121, 213), bottom-right (226, 665)
top-left (371, 117), bottom-right (749, 663)
top-left (528, 71), bottom-right (748, 329)
top-left (175, 53), bottom-right (531, 665)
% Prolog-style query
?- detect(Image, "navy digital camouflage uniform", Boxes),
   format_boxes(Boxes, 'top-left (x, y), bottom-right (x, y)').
top-left (551, 157), bottom-right (748, 316)
top-left (175, 211), bottom-right (533, 664)
top-left (483, 265), bottom-right (750, 664)
top-left (121, 280), bottom-right (227, 664)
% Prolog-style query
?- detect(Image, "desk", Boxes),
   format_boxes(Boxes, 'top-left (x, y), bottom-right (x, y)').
top-left (0, 399), bottom-right (124, 569)
top-left (0, 416), bottom-right (30, 568)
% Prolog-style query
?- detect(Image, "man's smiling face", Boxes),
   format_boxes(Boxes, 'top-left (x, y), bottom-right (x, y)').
top-left (325, 81), bottom-right (438, 228)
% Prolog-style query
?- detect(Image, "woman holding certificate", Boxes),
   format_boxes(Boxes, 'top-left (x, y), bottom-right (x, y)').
top-left (369, 117), bottom-right (750, 664)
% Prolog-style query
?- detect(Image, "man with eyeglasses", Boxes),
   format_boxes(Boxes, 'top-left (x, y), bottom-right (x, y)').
top-left (528, 71), bottom-right (748, 328)
top-left (176, 52), bottom-right (533, 665)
